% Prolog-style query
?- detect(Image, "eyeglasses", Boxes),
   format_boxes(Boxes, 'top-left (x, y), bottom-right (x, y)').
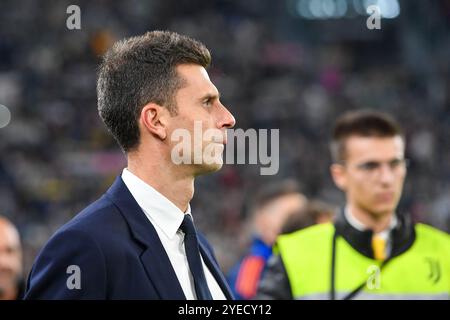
top-left (341, 158), bottom-right (409, 176)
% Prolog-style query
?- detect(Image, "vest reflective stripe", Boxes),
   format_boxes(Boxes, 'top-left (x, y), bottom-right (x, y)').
top-left (276, 223), bottom-right (450, 300)
top-left (296, 292), bottom-right (449, 300)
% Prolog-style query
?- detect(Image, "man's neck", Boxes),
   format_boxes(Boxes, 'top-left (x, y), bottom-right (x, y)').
top-left (127, 153), bottom-right (194, 212)
top-left (347, 204), bottom-right (394, 234)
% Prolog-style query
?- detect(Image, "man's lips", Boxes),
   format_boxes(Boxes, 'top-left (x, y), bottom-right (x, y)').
top-left (375, 192), bottom-right (395, 202)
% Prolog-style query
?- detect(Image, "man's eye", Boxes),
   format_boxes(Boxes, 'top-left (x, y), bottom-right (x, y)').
top-left (390, 159), bottom-right (401, 167)
top-left (203, 98), bottom-right (214, 105)
top-left (360, 162), bottom-right (379, 171)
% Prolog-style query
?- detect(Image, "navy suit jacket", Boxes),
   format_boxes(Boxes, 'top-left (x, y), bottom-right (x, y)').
top-left (24, 176), bottom-right (233, 300)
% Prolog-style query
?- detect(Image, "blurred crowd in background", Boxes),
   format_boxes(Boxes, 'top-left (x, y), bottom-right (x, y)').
top-left (0, 0), bottom-right (449, 279)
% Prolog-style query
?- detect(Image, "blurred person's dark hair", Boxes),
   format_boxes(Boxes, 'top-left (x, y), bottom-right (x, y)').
top-left (97, 30), bottom-right (211, 152)
top-left (281, 200), bottom-right (337, 235)
top-left (251, 179), bottom-right (303, 214)
top-left (330, 110), bottom-right (404, 163)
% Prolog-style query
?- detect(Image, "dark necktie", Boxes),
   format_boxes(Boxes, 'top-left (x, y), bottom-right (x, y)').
top-left (180, 214), bottom-right (213, 300)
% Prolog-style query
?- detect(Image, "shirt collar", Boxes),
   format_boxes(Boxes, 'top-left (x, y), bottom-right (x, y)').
top-left (121, 168), bottom-right (191, 239)
top-left (345, 205), bottom-right (398, 237)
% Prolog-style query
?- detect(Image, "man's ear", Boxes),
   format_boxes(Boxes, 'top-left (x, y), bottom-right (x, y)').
top-left (330, 163), bottom-right (347, 191)
top-left (139, 102), bottom-right (169, 140)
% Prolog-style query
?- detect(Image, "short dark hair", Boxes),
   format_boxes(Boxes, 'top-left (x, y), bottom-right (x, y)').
top-left (330, 110), bottom-right (403, 162)
top-left (280, 200), bottom-right (336, 234)
top-left (252, 179), bottom-right (302, 214)
top-left (97, 30), bottom-right (211, 152)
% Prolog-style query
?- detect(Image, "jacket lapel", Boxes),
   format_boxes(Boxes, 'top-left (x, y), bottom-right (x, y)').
top-left (106, 176), bottom-right (186, 300)
top-left (199, 241), bottom-right (234, 300)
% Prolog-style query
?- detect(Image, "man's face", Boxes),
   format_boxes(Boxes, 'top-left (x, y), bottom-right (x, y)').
top-left (0, 221), bottom-right (22, 298)
top-left (332, 136), bottom-right (407, 218)
top-left (168, 64), bottom-right (235, 175)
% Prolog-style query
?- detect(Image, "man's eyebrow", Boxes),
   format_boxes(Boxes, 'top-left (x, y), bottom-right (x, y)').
top-left (358, 157), bottom-right (404, 164)
top-left (199, 92), bottom-right (220, 101)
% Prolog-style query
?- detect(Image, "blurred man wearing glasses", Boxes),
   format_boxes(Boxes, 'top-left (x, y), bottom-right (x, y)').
top-left (258, 110), bottom-right (450, 300)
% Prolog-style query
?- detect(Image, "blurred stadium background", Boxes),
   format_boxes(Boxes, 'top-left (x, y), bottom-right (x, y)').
top-left (0, 0), bottom-right (449, 275)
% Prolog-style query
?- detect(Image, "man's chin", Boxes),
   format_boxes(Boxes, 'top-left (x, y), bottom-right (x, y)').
top-left (370, 204), bottom-right (397, 217)
top-left (192, 160), bottom-right (223, 177)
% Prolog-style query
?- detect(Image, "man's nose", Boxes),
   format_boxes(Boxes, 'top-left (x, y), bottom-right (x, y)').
top-left (217, 103), bottom-right (236, 129)
top-left (378, 164), bottom-right (396, 185)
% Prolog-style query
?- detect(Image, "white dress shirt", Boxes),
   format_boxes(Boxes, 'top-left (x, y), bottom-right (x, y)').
top-left (121, 168), bottom-right (226, 300)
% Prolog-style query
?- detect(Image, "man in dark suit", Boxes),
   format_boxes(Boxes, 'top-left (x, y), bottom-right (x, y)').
top-left (24, 31), bottom-right (235, 299)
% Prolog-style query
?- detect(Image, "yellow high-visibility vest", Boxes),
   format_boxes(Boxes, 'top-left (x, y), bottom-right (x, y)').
top-left (276, 223), bottom-right (450, 299)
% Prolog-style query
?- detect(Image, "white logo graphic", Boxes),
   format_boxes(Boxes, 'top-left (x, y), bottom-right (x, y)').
top-left (0, 104), bottom-right (11, 129)
top-left (66, 265), bottom-right (81, 290)
top-left (171, 121), bottom-right (279, 175)
top-left (366, 265), bottom-right (381, 290)
top-left (366, 5), bottom-right (381, 30)
top-left (66, 5), bottom-right (81, 30)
